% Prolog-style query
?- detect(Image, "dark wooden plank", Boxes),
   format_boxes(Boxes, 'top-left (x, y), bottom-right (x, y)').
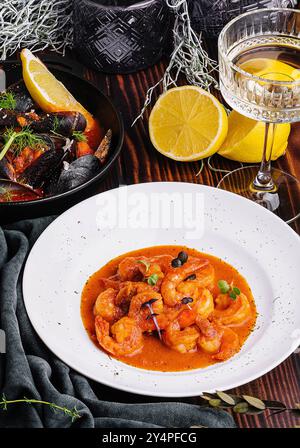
top-left (84, 49), bottom-right (300, 427)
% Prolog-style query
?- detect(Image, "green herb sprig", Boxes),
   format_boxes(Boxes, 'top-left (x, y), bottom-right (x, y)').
top-left (0, 187), bottom-right (13, 202)
top-left (0, 127), bottom-right (45, 161)
top-left (137, 260), bottom-right (151, 273)
top-left (0, 394), bottom-right (81, 422)
top-left (72, 130), bottom-right (87, 142)
top-left (0, 92), bottom-right (16, 110)
top-left (201, 391), bottom-right (300, 418)
top-left (217, 280), bottom-right (241, 300)
top-left (52, 115), bottom-right (60, 134)
top-left (147, 273), bottom-right (159, 286)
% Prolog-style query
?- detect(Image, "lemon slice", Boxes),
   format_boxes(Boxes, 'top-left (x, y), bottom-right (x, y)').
top-left (149, 86), bottom-right (228, 161)
top-left (218, 110), bottom-right (290, 163)
top-left (239, 58), bottom-right (300, 82)
top-left (20, 49), bottom-right (94, 129)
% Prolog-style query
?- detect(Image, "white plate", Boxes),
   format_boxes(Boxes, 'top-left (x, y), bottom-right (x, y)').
top-left (23, 182), bottom-right (300, 397)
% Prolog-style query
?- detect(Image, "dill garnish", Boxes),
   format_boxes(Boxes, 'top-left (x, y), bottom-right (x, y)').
top-left (0, 187), bottom-right (13, 202)
top-left (72, 130), bottom-right (87, 142)
top-left (0, 127), bottom-right (45, 161)
top-left (52, 115), bottom-right (60, 133)
top-left (0, 92), bottom-right (16, 110)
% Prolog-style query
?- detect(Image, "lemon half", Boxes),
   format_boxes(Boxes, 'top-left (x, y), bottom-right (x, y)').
top-left (149, 86), bottom-right (228, 161)
top-left (218, 110), bottom-right (290, 163)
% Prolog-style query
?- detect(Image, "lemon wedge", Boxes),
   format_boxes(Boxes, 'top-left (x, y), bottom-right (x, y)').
top-left (20, 49), bottom-right (94, 129)
top-left (218, 110), bottom-right (290, 163)
top-left (149, 86), bottom-right (228, 161)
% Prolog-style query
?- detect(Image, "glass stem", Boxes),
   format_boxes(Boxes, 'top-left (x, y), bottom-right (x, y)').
top-left (253, 122), bottom-right (276, 190)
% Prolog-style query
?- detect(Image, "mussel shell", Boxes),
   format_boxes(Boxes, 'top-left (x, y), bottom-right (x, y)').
top-left (0, 158), bottom-right (15, 181)
top-left (0, 179), bottom-right (41, 202)
top-left (30, 112), bottom-right (87, 137)
top-left (6, 80), bottom-right (35, 112)
top-left (55, 155), bottom-right (100, 194)
top-left (20, 148), bottom-right (64, 189)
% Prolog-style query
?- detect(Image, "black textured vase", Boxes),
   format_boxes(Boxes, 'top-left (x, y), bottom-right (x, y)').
top-left (73, 0), bottom-right (171, 74)
top-left (189, 0), bottom-right (298, 37)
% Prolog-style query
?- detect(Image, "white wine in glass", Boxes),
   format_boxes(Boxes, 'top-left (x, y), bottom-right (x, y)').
top-left (218, 8), bottom-right (300, 223)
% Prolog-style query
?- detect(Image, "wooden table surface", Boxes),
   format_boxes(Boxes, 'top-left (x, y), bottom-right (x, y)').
top-left (79, 47), bottom-right (299, 428)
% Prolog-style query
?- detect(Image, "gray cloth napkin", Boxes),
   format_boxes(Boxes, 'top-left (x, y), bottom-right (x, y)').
top-left (0, 217), bottom-right (236, 428)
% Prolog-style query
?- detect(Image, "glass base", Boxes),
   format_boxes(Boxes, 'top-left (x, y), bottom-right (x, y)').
top-left (217, 166), bottom-right (300, 224)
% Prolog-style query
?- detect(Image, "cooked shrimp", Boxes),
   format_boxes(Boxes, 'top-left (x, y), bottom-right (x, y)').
top-left (128, 291), bottom-right (163, 331)
top-left (161, 258), bottom-right (209, 306)
top-left (118, 255), bottom-right (172, 283)
top-left (174, 289), bottom-right (214, 327)
top-left (214, 293), bottom-right (231, 310)
top-left (213, 293), bottom-right (251, 326)
top-left (95, 316), bottom-right (144, 356)
top-left (156, 306), bottom-right (182, 330)
top-left (213, 326), bottom-right (240, 361)
top-left (149, 255), bottom-right (172, 273)
top-left (163, 320), bottom-right (200, 353)
top-left (98, 276), bottom-right (121, 290)
top-left (177, 308), bottom-right (196, 328)
top-left (194, 264), bottom-right (215, 290)
top-left (193, 289), bottom-right (214, 319)
top-left (93, 288), bottom-right (124, 323)
top-left (196, 318), bottom-right (222, 354)
top-left (118, 257), bottom-right (146, 281)
top-left (196, 318), bottom-right (240, 361)
top-left (115, 281), bottom-right (153, 306)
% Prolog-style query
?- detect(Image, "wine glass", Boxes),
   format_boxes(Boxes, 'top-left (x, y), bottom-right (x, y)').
top-left (218, 8), bottom-right (300, 223)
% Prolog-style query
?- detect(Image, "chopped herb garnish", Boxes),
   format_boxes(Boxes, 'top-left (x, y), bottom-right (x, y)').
top-left (0, 92), bottom-right (16, 110)
top-left (218, 280), bottom-right (241, 300)
top-left (217, 280), bottom-right (230, 294)
top-left (137, 260), bottom-right (151, 272)
top-left (147, 273), bottom-right (159, 286)
top-left (0, 127), bottom-right (45, 161)
top-left (72, 130), bottom-right (87, 142)
top-left (232, 287), bottom-right (241, 295)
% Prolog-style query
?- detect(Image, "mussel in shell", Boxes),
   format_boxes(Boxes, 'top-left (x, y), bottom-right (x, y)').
top-left (0, 179), bottom-right (41, 202)
top-left (0, 111), bottom-right (87, 137)
top-left (19, 147), bottom-right (65, 189)
top-left (3, 80), bottom-right (35, 112)
top-left (54, 155), bottom-right (100, 194)
top-left (0, 158), bottom-right (15, 181)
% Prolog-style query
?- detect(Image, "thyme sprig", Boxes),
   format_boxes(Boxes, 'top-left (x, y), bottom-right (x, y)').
top-left (0, 127), bottom-right (45, 161)
top-left (0, 92), bottom-right (16, 110)
top-left (201, 391), bottom-right (300, 417)
top-left (0, 394), bottom-right (81, 422)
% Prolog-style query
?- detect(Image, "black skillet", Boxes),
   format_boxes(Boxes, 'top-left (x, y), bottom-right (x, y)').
top-left (0, 54), bottom-right (124, 224)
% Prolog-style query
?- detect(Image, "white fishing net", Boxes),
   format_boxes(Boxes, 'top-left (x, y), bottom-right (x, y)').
top-left (0, 0), bottom-right (73, 60)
